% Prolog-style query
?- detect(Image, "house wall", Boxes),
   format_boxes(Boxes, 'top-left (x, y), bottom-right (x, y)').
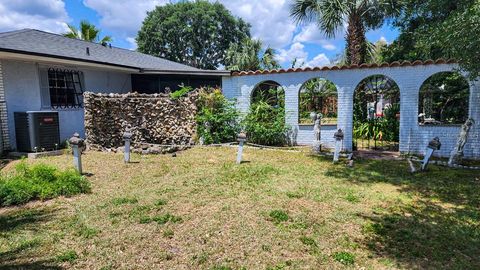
top-left (0, 61), bottom-right (8, 152)
top-left (222, 64), bottom-right (480, 159)
top-left (1, 59), bottom-right (132, 150)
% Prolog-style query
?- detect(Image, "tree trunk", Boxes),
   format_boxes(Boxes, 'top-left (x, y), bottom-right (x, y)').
top-left (346, 13), bottom-right (367, 65)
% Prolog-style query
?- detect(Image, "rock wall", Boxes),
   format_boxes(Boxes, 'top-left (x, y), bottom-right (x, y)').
top-left (84, 92), bottom-right (198, 152)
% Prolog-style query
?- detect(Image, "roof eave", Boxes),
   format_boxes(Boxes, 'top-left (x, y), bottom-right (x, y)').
top-left (0, 48), bottom-right (141, 72)
top-left (140, 69), bottom-right (231, 76)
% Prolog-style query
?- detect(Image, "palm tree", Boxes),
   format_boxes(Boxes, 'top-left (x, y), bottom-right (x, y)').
top-left (261, 47), bottom-right (281, 70)
top-left (225, 38), bottom-right (281, 71)
top-left (290, 0), bottom-right (399, 65)
top-left (63, 20), bottom-right (112, 44)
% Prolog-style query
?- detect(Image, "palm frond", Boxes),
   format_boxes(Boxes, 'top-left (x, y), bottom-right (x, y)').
top-left (317, 0), bottom-right (349, 38)
top-left (63, 24), bottom-right (80, 39)
top-left (290, 0), bottom-right (320, 24)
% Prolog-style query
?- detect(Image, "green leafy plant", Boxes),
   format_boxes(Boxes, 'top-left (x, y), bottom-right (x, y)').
top-left (333, 251), bottom-right (355, 265)
top-left (170, 85), bottom-right (194, 100)
top-left (0, 161), bottom-right (90, 206)
top-left (269, 210), bottom-right (289, 223)
top-left (243, 101), bottom-right (289, 146)
top-left (196, 88), bottom-right (240, 144)
top-left (56, 250), bottom-right (79, 263)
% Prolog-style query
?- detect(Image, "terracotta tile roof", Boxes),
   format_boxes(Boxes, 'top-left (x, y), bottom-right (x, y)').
top-left (231, 59), bottom-right (457, 76)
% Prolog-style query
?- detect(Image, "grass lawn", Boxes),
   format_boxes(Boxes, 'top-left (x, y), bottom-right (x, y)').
top-left (0, 147), bottom-right (479, 269)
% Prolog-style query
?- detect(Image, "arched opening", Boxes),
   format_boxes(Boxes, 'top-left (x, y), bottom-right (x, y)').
top-left (251, 80), bottom-right (285, 108)
top-left (245, 80), bottom-right (287, 146)
top-left (353, 75), bottom-right (400, 151)
top-left (419, 72), bottom-right (470, 125)
top-left (298, 78), bottom-right (338, 125)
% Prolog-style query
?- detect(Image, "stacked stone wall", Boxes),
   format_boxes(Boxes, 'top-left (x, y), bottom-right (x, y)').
top-left (84, 91), bottom-right (198, 153)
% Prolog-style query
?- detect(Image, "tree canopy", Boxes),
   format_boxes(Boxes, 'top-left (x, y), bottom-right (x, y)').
top-left (63, 20), bottom-right (112, 43)
top-left (383, 0), bottom-right (480, 78)
top-left (136, 0), bottom-right (250, 70)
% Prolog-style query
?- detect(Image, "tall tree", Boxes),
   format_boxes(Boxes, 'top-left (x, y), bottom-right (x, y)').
top-left (137, 1), bottom-right (250, 70)
top-left (225, 38), bottom-right (281, 71)
top-left (290, 0), bottom-right (399, 65)
top-left (383, 0), bottom-right (479, 78)
top-left (63, 20), bottom-right (112, 43)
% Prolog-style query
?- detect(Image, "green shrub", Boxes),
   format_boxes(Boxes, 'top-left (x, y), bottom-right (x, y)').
top-left (0, 161), bottom-right (90, 206)
top-left (0, 176), bottom-right (37, 205)
top-left (243, 101), bottom-right (289, 146)
top-left (196, 88), bottom-right (239, 144)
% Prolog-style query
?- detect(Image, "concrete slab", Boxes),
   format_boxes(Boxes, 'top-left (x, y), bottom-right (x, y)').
top-left (9, 150), bottom-right (65, 159)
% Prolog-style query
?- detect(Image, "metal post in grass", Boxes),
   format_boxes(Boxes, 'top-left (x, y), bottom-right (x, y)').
top-left (123, 128), bottom-right (133, 163)
top-left (236, 131), bottom-right (247, 164)
top-left (333, 129), bottom-right (344, 163)
top-left (69, 132), bottom-right (84, 174)
top-left (421, 137), bottom-right (441, 171)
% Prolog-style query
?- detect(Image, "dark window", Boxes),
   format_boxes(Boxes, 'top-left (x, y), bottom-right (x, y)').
top-left (131, 74), bottom-right (221, 94)
top-left (48, 68), bottom-right (84, 108)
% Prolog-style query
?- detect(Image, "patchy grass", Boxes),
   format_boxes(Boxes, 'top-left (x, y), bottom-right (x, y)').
top-left (333, 251), bottom-right (355, 265)
top-left (0, 147), bottom-right (478, 269)
top-left (56, 250), bottom-right (78, 263)
top-left (268, 210), bottom-right (289, 223)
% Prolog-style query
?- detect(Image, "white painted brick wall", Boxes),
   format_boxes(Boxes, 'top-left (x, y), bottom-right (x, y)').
top-left (222, 64), bottom-right (480, 159)
top-left (0, 61), bottom-right (10, 151)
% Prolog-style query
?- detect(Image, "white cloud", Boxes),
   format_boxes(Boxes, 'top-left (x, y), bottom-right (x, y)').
top-left (126, 37), bottom-right (137, 50)
top-left (0, 0), bottom-right (69, 33)
top-left (276, 42), bottom-right (330, 68)
top-left (276, 42), bottom-right (308, 67)
top-left (217, 0), bottom-right (296, 49)
top-left (322, 44), bottom-right (336, 51)
top-left (83, 0), bottom-right (167, 36)
top-left (378, 36), bottom-right (389, 45)
top-left (305, 53), bottom-right (330, 67)
top-left (293, 23), bottom-right (339, 51)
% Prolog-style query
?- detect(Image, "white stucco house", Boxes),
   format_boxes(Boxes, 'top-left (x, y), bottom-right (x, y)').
top-left (0, 29), bottom-right (229, 152)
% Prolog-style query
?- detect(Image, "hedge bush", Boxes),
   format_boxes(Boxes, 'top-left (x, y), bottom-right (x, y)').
top-left (196, 88), bottom-right (240, 144)
top-left (0, 161), bottom-right (91, 206)
top-left (243, 101), bottom-right (289, 146)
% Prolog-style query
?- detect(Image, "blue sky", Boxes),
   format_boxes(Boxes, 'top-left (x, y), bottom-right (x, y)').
top-left (0, 0), bottom-right (399, 68)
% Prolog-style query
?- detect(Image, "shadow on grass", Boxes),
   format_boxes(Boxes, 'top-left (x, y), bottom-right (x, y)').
top-left (0, 207), bottom-right (62, 269)
top-left (362, 200), bottom-right (480, 269)
top-left (322, 158), bottom-right (480, 269)
top-left (0, 208), bottom-right (56, 233)
top-left (324, 158), bottom-right (480, 207)
top-left (0, 261), bottom-right (62, 270)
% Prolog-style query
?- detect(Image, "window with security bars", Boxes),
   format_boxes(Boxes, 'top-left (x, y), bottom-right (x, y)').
top-left (47, 68), bottom-right (84, 108)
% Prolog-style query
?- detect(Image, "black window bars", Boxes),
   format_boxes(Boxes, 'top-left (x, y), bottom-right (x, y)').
top-left (48, 68), bottom-right (84, 109)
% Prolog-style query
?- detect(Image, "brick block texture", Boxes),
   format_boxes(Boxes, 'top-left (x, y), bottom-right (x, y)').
top-left (222, 64), bottom-right (480, 159)
top-left (0, 61), bottom-right (10, 152)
